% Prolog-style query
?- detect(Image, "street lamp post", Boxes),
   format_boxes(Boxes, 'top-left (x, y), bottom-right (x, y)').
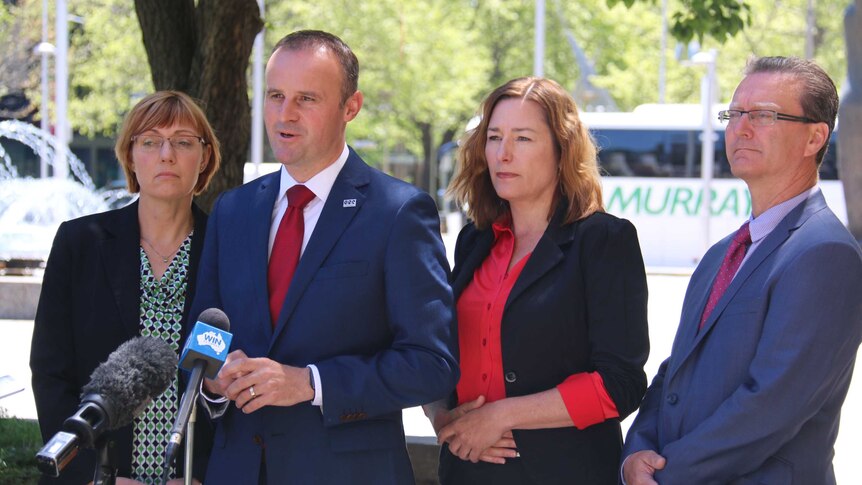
top-left (534, 0), bottom-right (545, 77)
top-left (54, 0), bottom-right (69, 180)
top-left (685, 49), bottom-right (719, 256)
top-left (37, 0), bottom-right (54, 179)
top-left (250, 0), bottom-right (265, 180)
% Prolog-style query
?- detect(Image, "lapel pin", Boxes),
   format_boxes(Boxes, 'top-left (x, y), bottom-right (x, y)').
top-left (343, 199), bottom-right (357, 208)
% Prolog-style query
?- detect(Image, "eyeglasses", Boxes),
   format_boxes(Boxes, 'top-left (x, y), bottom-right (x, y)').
top-left (131, 135), bottom-right (207, 153)
top-left (717, 109), bottom-right (818, 126)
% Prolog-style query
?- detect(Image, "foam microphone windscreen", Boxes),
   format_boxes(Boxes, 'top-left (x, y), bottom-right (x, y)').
top-left (197, 307), bottom-right (230, 332)
top-left (81, 336), bottom-right (177, 429)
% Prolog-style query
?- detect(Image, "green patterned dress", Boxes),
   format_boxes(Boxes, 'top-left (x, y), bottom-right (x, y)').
top-left (131, 233), bottom-right (192, 483)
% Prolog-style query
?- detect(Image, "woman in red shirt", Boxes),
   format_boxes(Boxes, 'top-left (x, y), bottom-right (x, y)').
top-left (423, 77), bottom-right (650, 484)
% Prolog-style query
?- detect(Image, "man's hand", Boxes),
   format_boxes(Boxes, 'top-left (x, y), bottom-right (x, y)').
top-left (622, 450), bottom-right (667, 485)
top-left (219, 353), bottom-right (314, 413)
top-left (203, 349), bottom-right (249, 397)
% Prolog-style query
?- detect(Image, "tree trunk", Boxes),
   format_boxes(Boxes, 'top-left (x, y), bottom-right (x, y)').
top-left (135, 0), bottom-right (196, 91)
top-left (134, 0), bottom-right (263, 211)
top-left (840, 0), bottom-right (862, 241)
top-left (417, 121), bottom-right (433, 194)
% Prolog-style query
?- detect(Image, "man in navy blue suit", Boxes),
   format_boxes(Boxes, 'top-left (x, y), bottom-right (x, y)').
top-left (191, 30), bottom-right (458, 484)
top-left (622, 56), bottom-right (862, 485)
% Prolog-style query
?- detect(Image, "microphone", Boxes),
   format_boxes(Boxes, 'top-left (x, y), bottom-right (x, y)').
top-left (164, 308), bottom-right (232, 468)
top-left (35, 336), bottom-right (176, 477)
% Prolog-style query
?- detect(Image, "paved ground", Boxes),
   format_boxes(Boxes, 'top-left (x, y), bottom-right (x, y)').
top-left (3, 272), bottom-right (860, 483)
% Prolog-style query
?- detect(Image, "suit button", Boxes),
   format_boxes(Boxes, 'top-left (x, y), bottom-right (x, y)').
top-left (253, 434), bottom-right (264, 445)
top-left (505, 371), bottom-right (517, 383)
top-left (666, 393), bottom-right (678, 405)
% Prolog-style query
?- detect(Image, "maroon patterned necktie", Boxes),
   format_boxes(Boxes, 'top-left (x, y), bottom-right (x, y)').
top-left (699, 221), bottom-right (752, 329)
top-left (268, 185), bottom-right (315, 327)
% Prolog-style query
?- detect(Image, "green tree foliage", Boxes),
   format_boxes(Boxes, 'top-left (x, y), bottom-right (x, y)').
top-left (7, 0), bottom-right (852, 195)
top-left (67, 2), bottom-right (152, 138)
top-left (607, 0), bottom-right (751, 44)
top-left (270, 0), bottom-right (491, 189)
top-left (0, 1), bottom-right (39, 115)
top-left (1, 1), bottom-right (151, 136)
top-left (583, 0), bottom-right (848, 108)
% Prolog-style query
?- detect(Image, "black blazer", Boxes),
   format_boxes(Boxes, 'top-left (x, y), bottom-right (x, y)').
top-left (30, 200), bottom-right (211, 484)
top-left (441, 208), bottom-right (650, 485)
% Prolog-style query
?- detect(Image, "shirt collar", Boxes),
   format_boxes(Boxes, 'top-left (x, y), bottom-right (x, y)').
top-left (491, 214), bottom-right (514, 240)
top-left (277, 144), bottom-right (349, 204)
top-left (748, 186), bottom-right (819, 243)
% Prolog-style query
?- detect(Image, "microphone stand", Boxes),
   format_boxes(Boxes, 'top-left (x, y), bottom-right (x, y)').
top-left (92, 437), bottom-right (117, 485)
top-left (183, 402), bottom-right (196, 485)
top-left (165, 363), bottom-right (205, 482)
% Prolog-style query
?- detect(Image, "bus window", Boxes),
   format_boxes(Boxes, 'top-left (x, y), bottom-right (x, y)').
top-left (820, 135), bottom-right (839, 180)
top-left (591, 128), bottom-right (837, 180)
top-left (593, 128), bottom-right (728, 179)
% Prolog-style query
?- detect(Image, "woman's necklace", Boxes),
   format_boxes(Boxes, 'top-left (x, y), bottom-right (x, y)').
top-left (141, 236), bottom-right (185, 264)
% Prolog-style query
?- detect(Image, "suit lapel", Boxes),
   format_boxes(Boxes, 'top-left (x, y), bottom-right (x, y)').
top-left (504, 210), bottom-right (572, 312)
top-left (182, 203), bottom-right (208, 331)
top-left (99, 201), bottom-right (142, 338)
top-left (666, 245), bottom-right (722, 379)
top-left (505, 236), bottom-right (564, 312)
top-left (269, 153), bottom-right (369, 347)
top-left (451, 230), bottom-right (494, 299)
top-left (668, 191), bottom-right (829, 379)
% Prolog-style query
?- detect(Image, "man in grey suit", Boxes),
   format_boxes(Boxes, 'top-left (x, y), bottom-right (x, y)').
top-left (622, 56), bottom-right (862, 485)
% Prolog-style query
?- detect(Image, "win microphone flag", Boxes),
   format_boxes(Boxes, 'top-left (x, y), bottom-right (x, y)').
top-left (178, 312), bottom-right (232, 379)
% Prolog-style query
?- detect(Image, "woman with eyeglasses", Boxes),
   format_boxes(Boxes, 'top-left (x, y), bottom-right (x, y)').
top-left (31, 91), bottom-right (221, 485)
top-left (423, 77), bottom-right (650, 484)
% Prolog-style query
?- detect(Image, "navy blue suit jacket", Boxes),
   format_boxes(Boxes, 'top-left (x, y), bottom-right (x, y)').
top-left (191, 149), bottom-right (459, 484)
top-left (623, 190), bottom-right (862, 484)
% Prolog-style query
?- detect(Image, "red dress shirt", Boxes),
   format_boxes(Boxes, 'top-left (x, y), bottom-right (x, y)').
top-left (455, 219), bottom-right (619, 429)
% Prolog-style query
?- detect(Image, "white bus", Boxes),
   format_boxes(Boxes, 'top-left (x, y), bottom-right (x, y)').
top-left (581, 104), bottom-right (845, 268)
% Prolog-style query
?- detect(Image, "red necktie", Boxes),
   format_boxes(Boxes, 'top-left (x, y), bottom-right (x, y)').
top-left (699, 221), bottom-right (751, 329)
top-left (268, 185), bottom-right (315, 327)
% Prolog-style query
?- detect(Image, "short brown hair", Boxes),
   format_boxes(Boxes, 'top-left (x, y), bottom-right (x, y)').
top-left (115, 90), bottom-right (221, 194)
top-left (449, 77), bottom-right (603, 229)
top-left (744, 56), bottom-right (838, 165)
top-left (272, 30), bottom-right (359, 105)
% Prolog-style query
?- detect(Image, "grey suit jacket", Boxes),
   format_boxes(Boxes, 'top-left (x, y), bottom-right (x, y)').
top-left (623, 190), bottom-right (862, 485)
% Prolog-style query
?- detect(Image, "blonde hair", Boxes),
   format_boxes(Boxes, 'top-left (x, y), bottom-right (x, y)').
top-left (114, 90), bottom-right (221, 194)
top-left (449, 77), bottom-right (603, 229)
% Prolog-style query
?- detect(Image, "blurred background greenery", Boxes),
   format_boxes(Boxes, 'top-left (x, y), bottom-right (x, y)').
top-left (0, 407), bottom-right (41, 485)
top-left (0, 0), bottom-right (851, 196)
